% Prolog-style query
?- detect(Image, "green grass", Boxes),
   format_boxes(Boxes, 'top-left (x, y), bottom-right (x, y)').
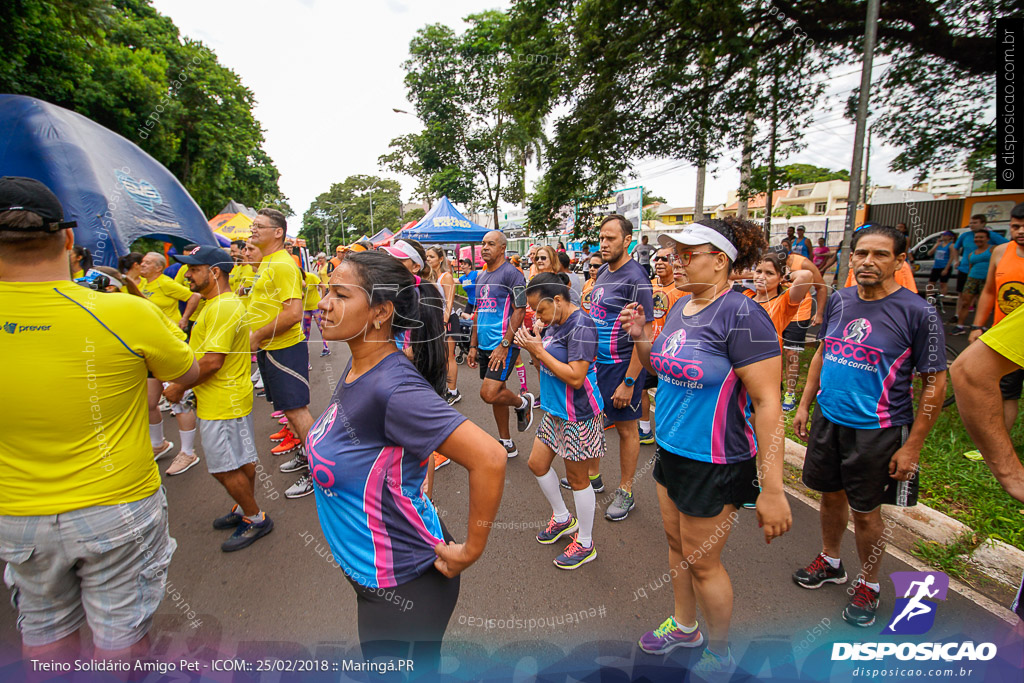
top-left (782, 347), bottom-right (1024, 555)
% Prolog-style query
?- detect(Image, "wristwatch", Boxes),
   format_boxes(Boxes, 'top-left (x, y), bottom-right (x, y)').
top-left (501, 338), bottom-right (512, 348)
top-left (623, 376), bottom-right (636, 387)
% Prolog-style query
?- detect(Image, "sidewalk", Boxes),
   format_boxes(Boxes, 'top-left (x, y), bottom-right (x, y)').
top-left (783, 437), bottom-right (1024, 602)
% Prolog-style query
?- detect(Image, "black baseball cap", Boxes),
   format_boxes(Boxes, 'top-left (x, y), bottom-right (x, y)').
top-left (173, 245), bottom-right (234, 274)
top-left (0, 176), bottom-right (77, 231)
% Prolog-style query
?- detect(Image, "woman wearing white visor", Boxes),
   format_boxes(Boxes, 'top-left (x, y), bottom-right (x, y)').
top-left (618, 217), bottom-right (792, 676)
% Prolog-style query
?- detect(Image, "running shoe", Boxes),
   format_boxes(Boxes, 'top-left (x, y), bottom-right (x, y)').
top-left (255, 388), bottom-right (266, 397)
top-left (843, 580), bottom-right (880, 627)
top-left (638, 425), bottom-right (655, 445)
top-left (153, 440), bottom-right (176, 461)
top-left (278, 416), bottom-right (289, 425)
top-left (285, 472), bottom-right (314, 499)
top-left (502, 439), bottom-right (518, 458)
top-left (158, 396), bottom-right (172, 413)
top-left (213, 505), bottom-right (244, 530)
top-left (269, 425), bottom-right (293, 443)
top-left (254, 377), bottom-right (264, 390)
top-left (320, 348), bottom-right (331, 357)
top-left (221, 514), bottom-right (274, 552)
top-left (792, 553), bottom-right (848, 589)
top-left (950, 325), bottom-right (968, 335)
top-left (270, 410), bottom-right (284, 419)
top-left (603, 415), bottom-right (615, 431)
top-left (559, 475), bottom-right (604, 493)
top-left (782, 392), bottom-right (797, 412)
top-left (692, 647), bottom-right (736, 679)
top-left (516, 393), bottom-right (535, 432)
top-left (536, 514), bottom-right (578, 544)
top-left (271, 435), bottom-right (302, 456)
top-left (605, 488), bottom-right (635, 521)
top-left (279, 453), bottom-right (308, 473)
top-left (533, 395), bottom-right (541, 409)
top-left (638, 616), bottom-right (704, 654)
top-left (165, 452), bottom-right (200, 476)
top-left (434, 454), bottom-right (450, 470)
top-left (554, 535), bottom-right (596, 570)
top-left (308, 363), bottom-right (312, 371)
top-left (446, 389), bottom-right (462, 406)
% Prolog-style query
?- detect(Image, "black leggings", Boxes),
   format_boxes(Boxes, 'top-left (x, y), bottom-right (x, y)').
top-left (346, 526), bottom-right (460, 678)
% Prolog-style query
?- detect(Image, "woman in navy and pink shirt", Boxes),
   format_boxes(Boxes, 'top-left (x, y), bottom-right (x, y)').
top-left (309, 251), bottom-right (506, 673)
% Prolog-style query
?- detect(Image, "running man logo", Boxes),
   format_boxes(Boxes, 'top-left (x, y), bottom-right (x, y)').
top-left (661, 329), bottom-right (687, 357)
top-left (996, 281), bottom-right (1024, 317)
top-left (3, 322), bottom-right (15, 334)
top-left (842, 318), bottom-right (872, 344)
top-left (882, 571), bottom-right (949, 635)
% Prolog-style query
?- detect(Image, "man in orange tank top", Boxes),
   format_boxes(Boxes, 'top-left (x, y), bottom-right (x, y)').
top-left (970, 202), bottom-right (1024, 431)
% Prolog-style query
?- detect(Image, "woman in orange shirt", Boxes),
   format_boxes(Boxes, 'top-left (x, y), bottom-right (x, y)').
top-left (746, 252), bottom-right (815, 351)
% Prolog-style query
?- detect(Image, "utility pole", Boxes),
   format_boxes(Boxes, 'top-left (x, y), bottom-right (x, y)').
top-left (862, 125), bottom-right (872, 205)
top-left (765, 87), bottom-right (778, 241)
top-left (837, 0), bottom-right (880, 288)
top-left (360, 179), bottom-right (381, 234)
top-left (324, 201), bottom-right (347, 246)
top-left (694, 163), bottom-right (707, 222)
top-left (738, 110), bottom-right (756, 221)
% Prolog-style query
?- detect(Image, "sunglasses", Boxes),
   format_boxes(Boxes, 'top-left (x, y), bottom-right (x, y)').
top-left (652, 256), bottom-right (670, 263)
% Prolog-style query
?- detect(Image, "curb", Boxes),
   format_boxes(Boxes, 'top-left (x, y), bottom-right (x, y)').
top-left (783, 437), bottom-right (1022, 592)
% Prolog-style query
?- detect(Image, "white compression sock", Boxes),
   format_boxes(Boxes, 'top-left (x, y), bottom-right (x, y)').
top-left (639, 420), bottom-right (651, 432)
top-left (823, 554), bottom-right (841, 569)
top-left (572, 485), bottom-right (596, 546)
top-left (179, 428), bottom-right (196, 455)
top-left (535, 469), bottom-right (570, 522)
top-left (149, 422), bottom-right (164, 448)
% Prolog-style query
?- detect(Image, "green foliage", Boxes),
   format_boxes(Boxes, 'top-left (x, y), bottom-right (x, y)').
top-left (393, 11), bottom-right (547, 229)
top-left (300, 175), bottom-right (403, 251)
top-left (404, 207), bottom-right (426, 223)
top-left (748, 164), bottom-right (850, 196)
top-left (0, 0), bottom-right (287, 217)
top-left (643, 193), bottom-right (668, 205)
top-left (773, 205), bottom-right (809, 218)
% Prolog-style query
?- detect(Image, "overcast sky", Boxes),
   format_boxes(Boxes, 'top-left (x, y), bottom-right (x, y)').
top-left (152, 0), bottom-right (918, 231)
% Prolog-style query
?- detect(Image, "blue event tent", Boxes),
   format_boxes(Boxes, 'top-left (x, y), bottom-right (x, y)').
top-left (401, 196), bottom-right (492, 243)
top-left (0, 95), bottom-right (218, 267)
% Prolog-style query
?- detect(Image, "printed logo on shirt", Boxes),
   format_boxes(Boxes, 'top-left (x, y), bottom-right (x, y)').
top-left (589, 287), bottom-right (609, 320)
top-left (307, 403), bottom-right (339, 490)
top-left (996, 281), bottom-right (1024, 317)
top-left (823, 318), bottom-right (882, 371)
top-left (652, 290), bottom-right (670, 319)
top-left (652, 329), bottom-right (704, 386)
top-left (476, 283), bottom-right (499, 312)
top-left (3, 321), bottom-right (52, 334)
top-left (581, 288), bottom-right (591, 311)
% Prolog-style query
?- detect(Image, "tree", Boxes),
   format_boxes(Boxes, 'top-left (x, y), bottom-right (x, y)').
top-left (404, 207), bottom-right (427, 224)
top-left (748, 164), bottom-right (850, 195)
top-left (0, 0), bottom-right (289, 217)
top-left (379, 133), bottom-right (435, 207)
top-left (300, 175), bottom-right (403, 252)
top-left (400, 11), bottom-right (546, 229)
top-left (773, 205), bottom-right (808, 218)
top-left (643, 193), bottom-right (668, 205)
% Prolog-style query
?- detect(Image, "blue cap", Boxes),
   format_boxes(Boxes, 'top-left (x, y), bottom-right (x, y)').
top-left (173, 245), bottom-right (234, 274)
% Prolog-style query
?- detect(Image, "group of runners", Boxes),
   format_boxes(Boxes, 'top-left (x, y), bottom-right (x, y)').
top-left (1, 174), bottom-right (1023, 679)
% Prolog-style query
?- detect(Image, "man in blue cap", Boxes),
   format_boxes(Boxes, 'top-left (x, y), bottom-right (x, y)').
top-left (163, 245), bottom-right (274, 552)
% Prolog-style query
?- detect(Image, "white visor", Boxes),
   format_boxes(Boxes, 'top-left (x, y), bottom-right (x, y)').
top-left (658, 224), bottom-right (738, 262)
top-left (380, 240), bottom-right (424, 268)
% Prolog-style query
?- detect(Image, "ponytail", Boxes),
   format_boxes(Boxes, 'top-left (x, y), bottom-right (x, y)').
top-left (345, 251), bottom-right (448, 396)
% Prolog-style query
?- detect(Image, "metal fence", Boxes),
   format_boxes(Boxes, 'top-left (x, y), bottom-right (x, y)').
top-left (867, 197), bottom-right (966, 243)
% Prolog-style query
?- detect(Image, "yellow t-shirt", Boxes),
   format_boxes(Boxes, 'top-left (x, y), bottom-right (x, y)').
top-left (189, 292), bottom-right (253, 420)
top-left (0, 281), bottom-right (195, 515)
top-left (246, 249), bottom-right (305, 350)
top-left (229, 263), bottom-right (255, 304)
top-left (303, 271), bottom-right (321, 311)
top-left (980, 304), bottom-right (1024, 368)
top-left (141, 273), bottom-right (193, 323)
top-left (318, 262), bottom-right (330, 285)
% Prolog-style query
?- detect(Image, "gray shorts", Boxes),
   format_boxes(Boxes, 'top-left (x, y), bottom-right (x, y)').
top-left (199, 415), bottom-right (259, 474)
top-left (0, 488), bottom-right (175, 650)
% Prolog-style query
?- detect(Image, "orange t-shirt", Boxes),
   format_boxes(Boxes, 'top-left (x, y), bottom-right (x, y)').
top-left (745, 288), bottom-right (804, 350)
top-left (993, 245), bottom-right (1024, 324)
top-left (844, 261), bottom-right (918, 292)
top-left (650, 278), bottom-right (686, 341)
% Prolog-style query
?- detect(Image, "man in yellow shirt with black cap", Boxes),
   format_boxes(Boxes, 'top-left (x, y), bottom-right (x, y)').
top-left (0, 176), bottom-right (198, 659)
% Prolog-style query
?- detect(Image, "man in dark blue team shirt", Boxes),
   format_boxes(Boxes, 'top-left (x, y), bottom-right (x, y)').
top-left (468, 231), bottom-right (532, 457)
top-left (792, 224), bottom-right (947, 628)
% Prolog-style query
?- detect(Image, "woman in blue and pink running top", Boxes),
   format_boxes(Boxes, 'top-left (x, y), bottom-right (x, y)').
top-left (515, 273), bottom-right (605, 571)
top-left (619, 217), bottom-right (793, 676)
top-left (311, 251), bottom-right (506, 673)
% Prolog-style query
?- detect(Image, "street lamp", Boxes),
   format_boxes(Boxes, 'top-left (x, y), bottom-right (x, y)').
top-left (323, 200), bottom-right (347, 246)
top-left (359, 179), bottom-right (381, 234)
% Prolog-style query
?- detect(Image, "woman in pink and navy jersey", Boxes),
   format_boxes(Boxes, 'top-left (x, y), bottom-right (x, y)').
top-left (619, 217), bottom-right (792, 676)
top-left (309, 251), bottom-right (506, 673)
top-left (515, 273), bottom-right (605, 570)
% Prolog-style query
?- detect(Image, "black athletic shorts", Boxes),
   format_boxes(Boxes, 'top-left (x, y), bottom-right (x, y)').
top-left (345, 522), bottom-right (459, 677)
top-left (644, 370), bottom-right (659, 391)
top-left (255, 342), bottom-right (310, 412)
top-left (653, 447), bottom-right (759, 518)
top-left (802, 413), bottom-right (918, 512)
top-left (1001, 369), bottom-right (1024, 401)
top-left (956, 270), bottom-right (969, 293)
top-left (445, 312), bottom-right (461, 337)
top-left (782, 319), bottom-right (812, 351)
top-left (478, 345), bottom-right (519, 382)
top-left (928, 267), bottom-right (951, 284)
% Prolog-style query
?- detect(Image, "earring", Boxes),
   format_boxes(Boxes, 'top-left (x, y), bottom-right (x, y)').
top-left (374, 321), bottom-right (381, 330)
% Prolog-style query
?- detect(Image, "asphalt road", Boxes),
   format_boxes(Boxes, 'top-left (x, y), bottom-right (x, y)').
top-left (0, 322), bottom-right (1018, 681)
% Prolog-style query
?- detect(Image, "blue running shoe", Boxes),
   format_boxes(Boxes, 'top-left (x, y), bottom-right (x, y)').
top-left (638, 425), bottom-right (655, 445)
top-left (212, 504), bottom-right (243, 530)
top-left (221, 514), bottom-right (274, 552)
top-left (554, 535), bottom-right (596, 570)
top-left (536, 514), bottom-right (577, 544)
